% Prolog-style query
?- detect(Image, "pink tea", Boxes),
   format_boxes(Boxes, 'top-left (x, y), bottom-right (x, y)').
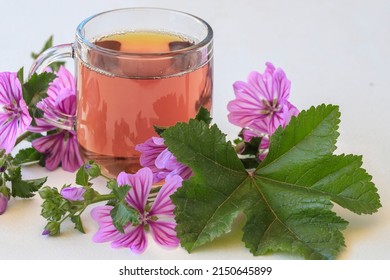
top-left (76, 31), bottom-right (212, 177)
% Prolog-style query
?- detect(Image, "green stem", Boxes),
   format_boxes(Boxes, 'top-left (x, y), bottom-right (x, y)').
top-left (90, 193), bottom-right (116, 204)
top-left (15, 131), bottom-right (34, 147)
top-left (99, 173), bottom-right (112, 181)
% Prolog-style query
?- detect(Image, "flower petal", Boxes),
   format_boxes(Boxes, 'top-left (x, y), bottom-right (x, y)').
top-left (111, 225), bottom-right (148, 254)
top-left (55, 88), bottom-right (77, 116)
top-left (0, 118), bottom-right (18, 153)
top-left (149, 175), bottom-right (183, 217)
top-left (61, 131), bottom-right (83, 172)
top-left (135, 137), bottom-right (166, 168)
top-left (32, 132), bottom-right (64, 170)
top-left (91, 206), bottom-right (124, 243)
top-left (118, 168), bottom-right (153, 212)
top-left (149, 221), bottom-right (180, 248)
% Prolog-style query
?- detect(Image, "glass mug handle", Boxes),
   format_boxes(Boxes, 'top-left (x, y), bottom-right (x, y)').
top-left (28, 43), bottom-right (75, 131)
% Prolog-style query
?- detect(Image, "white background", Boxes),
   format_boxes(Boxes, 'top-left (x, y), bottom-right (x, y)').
top-left (0, 0), bottom-right (389, 260)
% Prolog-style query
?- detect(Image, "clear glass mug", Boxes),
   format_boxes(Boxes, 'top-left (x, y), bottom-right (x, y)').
top-left (29, 8), bottom-right (213, 177)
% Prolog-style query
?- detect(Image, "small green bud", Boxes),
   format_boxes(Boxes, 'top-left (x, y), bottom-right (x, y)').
top-left (106, 179), bottom-right (118, 190)
top-left (85, 163), bottom-right (101, 178)
top-left (44, 221), bottom-right (60, 236)
top-left (39, 186), bottom-right (52, 199)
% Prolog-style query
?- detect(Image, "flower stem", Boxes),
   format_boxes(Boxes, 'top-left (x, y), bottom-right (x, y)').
top-left (15, 131), bottom-right (34, 147)
top-left (91, 193), bottom-right (115, 204)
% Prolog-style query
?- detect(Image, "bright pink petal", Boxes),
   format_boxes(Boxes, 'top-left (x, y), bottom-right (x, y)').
top-left (61, 131), bottom-right (83, 172)
top-left (91, 206), bottom-right (124, 243)
top-left (28, 117), bottom-right (56, 133)
top-left (149, 221), bottom-right (179, 248)
top-left (18, 99), bottom-right (32, 132)
top-left (118, 168), bottom-right (153, 212)
top-left (135, 137), bottom-right (166, 168)
top-left (0, 118), bottom-right (18, 153)
top-left (60, 186), bottom-right (85, 201)
top-left (273, 68), bottom-right (291, 102)
top-left (111, 225), bottom-right (148, 254)
top-left (0, 72), bottom-right (22, 104)
top-left (149, 175), bottom-right (183, 217)
top-left (32, 132), bottom-right (64, 170)
top-left (155, 148), bottom-right (175, 169)
top-left (55, 88), bottom-right (76, 116)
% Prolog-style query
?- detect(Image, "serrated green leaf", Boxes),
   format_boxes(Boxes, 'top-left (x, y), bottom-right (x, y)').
top-left (71, 215), bottom-right (86, 234)
top-left (9, 167), bottom-right (47, 198)
top-left (195, 107), bottom-right (212, 125)
top-left (13, 147), bottom-right (44, 165)
top-left (165, 104), bottom-right (381, 260)
top-left (113, 184), bottom-right (130, 200)
top-left (110, 203), bottom-right (139, 233)
top-left (23, 72), bottom-right (56, 107)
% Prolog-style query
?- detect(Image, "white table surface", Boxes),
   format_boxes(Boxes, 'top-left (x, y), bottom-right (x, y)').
top-left (0, 0), bottom-right (389, 260)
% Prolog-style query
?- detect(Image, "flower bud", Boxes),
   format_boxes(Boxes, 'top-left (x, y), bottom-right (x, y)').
top-left (0, 193), bottom-right (9, 215)
top-left (44, 221), bottom-right (60, 236)
top-left (85, 163), bottom-right (101, 178)
top-left (60, 186), bottom-right (86, 201)
top-left (39, 186), bottom-right (53, 199)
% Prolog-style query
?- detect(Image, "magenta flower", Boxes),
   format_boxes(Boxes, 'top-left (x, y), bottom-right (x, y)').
top-left (135, 137), bottom-right (192, 183)
top-left (91, 167), bottom-right (182, 254)
top-left (0, 72), bottom-right (32, 153)
top-left (60, 186), bottom-right (86, 201)
top-left (227, 62), bottom-right (299, 135)
top-left (30, 66), bottom-right (83, 172)
top-left (0, 193), bottom-right (8, 215)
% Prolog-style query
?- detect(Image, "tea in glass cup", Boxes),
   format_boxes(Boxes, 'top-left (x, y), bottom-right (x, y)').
top-left (29, 8), bottom-right (213, 177)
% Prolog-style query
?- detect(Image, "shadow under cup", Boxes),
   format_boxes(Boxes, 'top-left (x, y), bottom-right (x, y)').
top-left (31, 8), bottom-right (213, 177)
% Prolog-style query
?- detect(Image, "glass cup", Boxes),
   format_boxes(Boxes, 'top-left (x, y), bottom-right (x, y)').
top-left (29, 8), bottom-right (213, 177)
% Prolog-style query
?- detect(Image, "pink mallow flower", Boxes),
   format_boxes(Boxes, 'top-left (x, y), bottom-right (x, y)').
top-left (91, 167), bottom-right (182, 254)
top-left (135, 137), bottom-right (192, 183)
top-left (60, 186), bottom-right (86, 201)
top-left (30, 66), bottom-right (83, 172)
top-left (0, 72), bottom-right (32, 153)
top-left (227, 62), bottom-right (299, 136)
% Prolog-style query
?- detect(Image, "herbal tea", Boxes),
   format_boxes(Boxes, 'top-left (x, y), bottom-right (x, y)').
top-left (76, 31), bottom-right (213, 177)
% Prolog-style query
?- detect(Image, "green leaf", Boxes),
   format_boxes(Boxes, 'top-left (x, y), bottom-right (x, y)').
top-left (195, 106), bottom-right (212, 125)
top-left (13, 147), bottom-right (44, 165)
top-left (71, 215), bottom-right (86, 234)
top-left (75, 165), bottom-right (89, 187)
top-left (110, 203), bottom-right (140, 233)
top-left (17, 67), bottom-right (24, 85)
top-left (164, 104), bottom-right (381, 260)
top-left (23, 72), bottom-right (56, 107)
top-left (154, 125), bottom-right (167, 136)
top-left (113, 184), bottom-right (130, 200)
top-left (8, 167), bottom-right (47, 198)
